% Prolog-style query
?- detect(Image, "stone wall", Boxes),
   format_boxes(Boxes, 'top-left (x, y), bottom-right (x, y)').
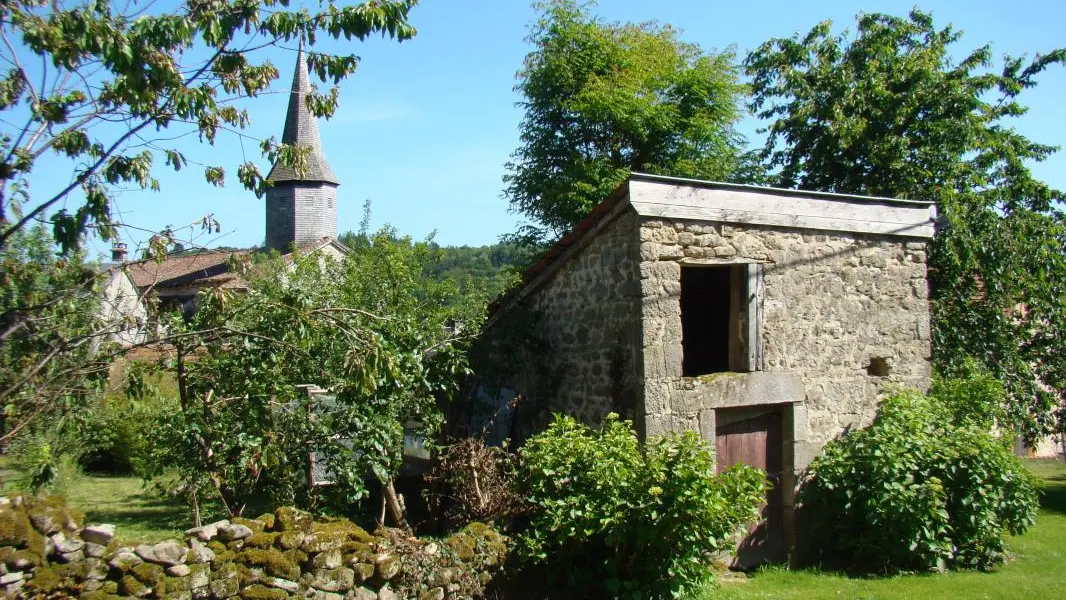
top-left (638, 218), bottom-right (932, 467)
top-left (0, 494), bottom-right (507, 600)
top-left (478, 210), bottom-right (644, 436)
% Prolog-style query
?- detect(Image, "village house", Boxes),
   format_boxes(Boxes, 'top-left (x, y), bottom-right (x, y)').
top-left (474, 172), bottom-right (937, 563)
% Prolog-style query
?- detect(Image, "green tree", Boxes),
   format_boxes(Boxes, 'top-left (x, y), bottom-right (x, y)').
top-left (0, 0), bottom-right (417, 254)
top-left (144, 228), bottom-right (487, 525)
top-left (0, 224), bottom-right (112, 444)
top-left (504, 0), bottom-right (747, 244)
top-left (745, 9), bottom-right (1066, 440)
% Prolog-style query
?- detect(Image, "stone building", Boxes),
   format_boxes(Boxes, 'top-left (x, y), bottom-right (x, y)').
top-left (475, 172), bottom-right (937, 562)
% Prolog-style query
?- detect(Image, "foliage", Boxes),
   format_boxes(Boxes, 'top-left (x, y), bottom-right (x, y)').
top-left (516, 413), bottom-right (766, 599)
top-left (339, 220), bottom-right (531, 304)
top-left (0, 0), bottom-right (417, 255)
top-left (76, 365), bottom-right (174, 475)
top-left (0, 224), bottom-right (114, 445)
top-left (744, 9), bottom-right (1066, 441)
top-left (504, 0), bottom-right (747, 244)
top-left (142, 228), bottom-right (487, 522)
top-left (797, 386), bottom-right (1039, 573)
top-left (4, 423), bottom-right (84, 496)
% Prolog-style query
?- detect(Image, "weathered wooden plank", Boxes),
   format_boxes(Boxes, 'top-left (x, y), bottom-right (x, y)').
top-left (747, 263), bottom-right (764, 371)
top-left (630, 180), bottom-right (935, 238)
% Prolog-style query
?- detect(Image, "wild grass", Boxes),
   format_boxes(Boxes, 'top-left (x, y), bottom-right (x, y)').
top-left (703, 458), bottom-right (1066, 600)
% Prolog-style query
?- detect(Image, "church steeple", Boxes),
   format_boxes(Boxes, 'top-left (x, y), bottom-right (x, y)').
top-left (264, 45), bottom-right (340, 252)
top-left (266, 45), bottom-right (338, 185)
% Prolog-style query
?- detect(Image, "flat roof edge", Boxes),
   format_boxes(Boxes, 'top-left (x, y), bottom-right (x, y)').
top-left (629, 172), bottom-right (934, 208)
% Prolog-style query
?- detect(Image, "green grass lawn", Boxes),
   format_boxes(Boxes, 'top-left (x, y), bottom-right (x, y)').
top-left (702, 458), bottom-right (1066, 600)
top-left (57, 474), bottom-right (195, 543)
top-left (0, 461), bottom-right (196, 543)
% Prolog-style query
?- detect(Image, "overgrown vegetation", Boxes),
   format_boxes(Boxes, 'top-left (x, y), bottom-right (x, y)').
top-left (142, 228), bottom-right (489, 525)
top-left (797, 379), bottom-right (1039, 573)
top-left (515, 414), bottom-right (766, 599)
top-left (0, 225), bottom-right (115, 448)
top-left (706, 459), bottom-right (1066, 600)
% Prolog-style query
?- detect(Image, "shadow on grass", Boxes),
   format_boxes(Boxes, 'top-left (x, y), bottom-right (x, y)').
top-left (1038, 472), bottom-right (1066, 515)
top-left (82, 494), bottom-right (189, 532)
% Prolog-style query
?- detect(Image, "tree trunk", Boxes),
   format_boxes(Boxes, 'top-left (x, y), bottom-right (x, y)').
top-left (382, 478), bottom-right (411, 533)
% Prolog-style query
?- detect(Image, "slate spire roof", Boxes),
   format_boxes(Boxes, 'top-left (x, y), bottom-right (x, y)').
top-left (266, 45), bottom-right (339, 185)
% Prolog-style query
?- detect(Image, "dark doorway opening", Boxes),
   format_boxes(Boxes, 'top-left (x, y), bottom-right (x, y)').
top-left (680, 266), bottom-right (732, 376)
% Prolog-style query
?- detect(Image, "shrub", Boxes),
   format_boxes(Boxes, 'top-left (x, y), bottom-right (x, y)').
top-left (797, 385), bottom-right (1039, 573)
top-left (5, 431), bottom-right (84, 496)
top-left (78, 363), bottom-right (175, 475)
top-left (516, 413), bottom-right (766, 599)
top-left (424, 437), bottom-right (523, 530)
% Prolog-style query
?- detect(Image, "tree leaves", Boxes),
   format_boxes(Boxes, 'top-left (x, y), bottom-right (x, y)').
top-left (0, 0), bottom-right (418, 253)
top-left (504, 0), bottom-right (747, 245)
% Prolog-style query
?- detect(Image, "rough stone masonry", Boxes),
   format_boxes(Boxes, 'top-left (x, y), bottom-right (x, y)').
top-left (474, 173), bottom-right (936, 560)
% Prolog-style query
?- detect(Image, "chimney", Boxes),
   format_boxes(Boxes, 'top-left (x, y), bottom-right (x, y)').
top-left (111, 242), bottom-right (128, 262)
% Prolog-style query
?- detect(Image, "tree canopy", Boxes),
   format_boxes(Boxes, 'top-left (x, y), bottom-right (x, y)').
top-left (504, 0), bottom-right (747, 244)
top-left (745, 9), bottom-right (1066, 439)
top-left (0, 0), bottom-right (417, 254)
top-left (145, 228), bottom-right (487, 522)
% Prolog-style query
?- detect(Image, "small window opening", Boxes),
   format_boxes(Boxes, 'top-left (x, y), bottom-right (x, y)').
top-left (681, 266), bottom-right (738, 376)
top-left (867, 357), bottom-right (890, 377)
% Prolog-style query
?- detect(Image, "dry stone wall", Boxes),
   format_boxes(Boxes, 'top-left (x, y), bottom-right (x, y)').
top-left (638, 218), bottom-right (932, 467)
top-left (0, 494), bottom-right (506, 600)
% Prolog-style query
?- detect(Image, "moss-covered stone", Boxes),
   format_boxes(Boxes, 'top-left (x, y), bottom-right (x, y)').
top-left (275, 531), bottom-right (304, 550)
top-left (340, 541), bottom-right (374, 563)
top-left (240, 583), bottom-right (290, 599)
top-left (210, 547), bottom-right (236, 569)
top-left (244, 532), bottom-right (278, 549)
top-left (376, 555), bottom-right (401, 581)
top-left (0, 505), bottom-right (47, 557)
top-left (28, 495), bottom-right (83, 534)
top-left (131, 561), bottom-right (165, 586)
top-left (351, 561), bottom-right (375, 583)
top-left (274, 507), bottom-right (313, 533)
top-left (231, 517), bottom-right (266, 534)
top-left (7, 547), bottom-right (43, 569)
top-left (444, 535), bottom-right (476, 561)
top-left (119, 573), bottom-right (151, 597)
top-left (79, 590), bottom-right (124, 600)
top-left (236, 548), bottom-right (300, 580)
top-left (187, 562), bottom-right (210, 590)
top-left (256, 513), bottom-right (276, 531)
top-left (25, 564), bottom-right (66, 593)
top-left (300, 529), bottom-right (346, 554)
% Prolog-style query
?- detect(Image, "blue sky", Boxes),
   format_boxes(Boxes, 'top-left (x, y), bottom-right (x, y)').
top-left (25, 0), bottom-right (1065, 258)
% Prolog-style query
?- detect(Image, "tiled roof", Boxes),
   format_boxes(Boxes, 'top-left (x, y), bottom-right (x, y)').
top-left (125, 250), bottom-right (249, 290)
top-left (123, 238), bottom-right (349, 292)
top-left (266, 47), bottom-right (339, 185)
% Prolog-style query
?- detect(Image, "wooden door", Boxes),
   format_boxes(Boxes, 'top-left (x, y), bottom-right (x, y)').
top-left (715, 407), bottom-right (785, 566)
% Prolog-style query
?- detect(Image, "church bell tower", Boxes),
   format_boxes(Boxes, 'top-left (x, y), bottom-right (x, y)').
top-left (264, 46), bottom-right (339, 252)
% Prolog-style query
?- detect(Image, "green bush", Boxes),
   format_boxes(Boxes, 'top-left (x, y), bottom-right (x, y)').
top-left (5, 430), bottom-right (84, 496)
top-left (516, 413), bottom-right (766, 599)
top-left (78, 365), bottom-right (174, 475)
top-left (797, 384), bottom-right (1039, 573)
